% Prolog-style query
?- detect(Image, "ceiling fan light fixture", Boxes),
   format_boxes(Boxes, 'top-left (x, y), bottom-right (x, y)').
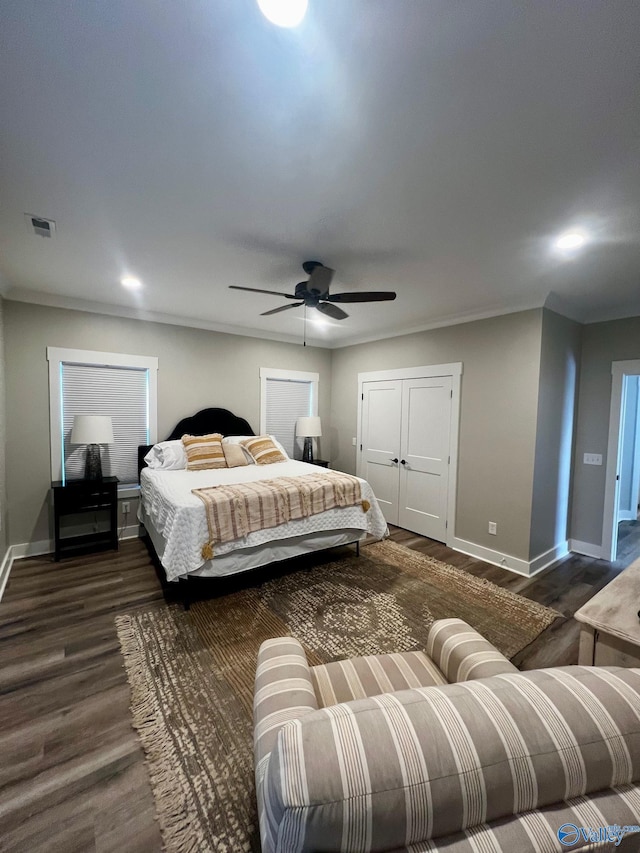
top-left (257, 0), bottom-right (308, 28)
top-left (311, 314), bottom-right (329, 326)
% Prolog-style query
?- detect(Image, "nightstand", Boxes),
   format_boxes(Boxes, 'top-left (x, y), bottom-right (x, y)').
top-left (309, 459), bottom-right (330, 468)
top-left (52, 477), bottom-right (119, 561)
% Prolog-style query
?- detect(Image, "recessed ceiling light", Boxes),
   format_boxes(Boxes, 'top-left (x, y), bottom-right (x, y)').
top-left (554, 230), bottom-right (588, 252)
top-left (257, 0), bottom-right (308, 28)
top-left (121, 276), bottom-right (142, 289)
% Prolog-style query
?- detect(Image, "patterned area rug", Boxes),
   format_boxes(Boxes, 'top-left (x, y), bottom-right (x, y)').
top-left (116, 540), bottom-right (560, 853)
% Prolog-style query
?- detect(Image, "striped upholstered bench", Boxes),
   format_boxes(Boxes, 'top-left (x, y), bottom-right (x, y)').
top-left (253, 618), bottom-right (640, 853)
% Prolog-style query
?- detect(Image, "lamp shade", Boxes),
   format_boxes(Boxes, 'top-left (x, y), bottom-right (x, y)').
top-left (296, 416), bottom-right (322, 438)
top-left (71, 415), bottom-right (114, 445)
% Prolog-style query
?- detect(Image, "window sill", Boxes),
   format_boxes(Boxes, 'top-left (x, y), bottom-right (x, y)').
top-left (118, 484), bottom-right (141, 500)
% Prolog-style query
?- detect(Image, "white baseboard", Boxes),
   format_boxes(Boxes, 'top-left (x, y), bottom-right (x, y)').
top-left (529, 540), bottom-right (570, 575)
top-left (11, 525), bottom-right (141, 557)
top-left (0, 540), bottom-right (52, 604)
top-left (451, 536), bottom-right (533, 576)
top-left (0, 546), bottom-right (12, 602)
top-left (569, 539), bottom-right (604, 559)
top-left (451, 536), bottom-right (569, 577)
top-left (120, 523), bottom-right (143, 540)
top-left (11, 539), bottom-right (53, 559)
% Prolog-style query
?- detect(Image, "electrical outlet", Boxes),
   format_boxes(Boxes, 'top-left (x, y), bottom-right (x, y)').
top-left (488, 521), bottom-right (497, 535)
top-left (583, 453), bottom-right (602, 466)
top-left (122, 501), bottom-right (130, 514)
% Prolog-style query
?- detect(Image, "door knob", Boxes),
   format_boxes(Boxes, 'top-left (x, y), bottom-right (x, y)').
top-left (400, 459), bottom-right (407, 465)
top-left (390, 457), bottom-right (398, 463)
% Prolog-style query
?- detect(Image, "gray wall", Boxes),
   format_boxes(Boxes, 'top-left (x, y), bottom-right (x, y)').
top-left (4, 301), bottom-right (331, 546)
top-left (0, 297), bottom-right (6, 559)
top-left (330, 310), bottom-right (544, 561)
top-left (529, 310), bottom-right (582, 559)
top-left (10, 298), bottom-right (629, 565)
top-left (571, 316), bottom-right (640, 547)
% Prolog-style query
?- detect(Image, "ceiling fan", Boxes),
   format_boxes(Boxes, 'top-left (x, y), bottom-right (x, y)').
top-left (229, 261), bottom-right (396, 321)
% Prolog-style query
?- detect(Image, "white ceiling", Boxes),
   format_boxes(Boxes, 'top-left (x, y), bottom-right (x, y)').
top-left (1, 0), bottom-right (639, 348)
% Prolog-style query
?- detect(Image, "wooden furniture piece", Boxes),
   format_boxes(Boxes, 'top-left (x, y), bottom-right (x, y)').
top-left (575, 556), bottom-right (640, 666)
top-left (52, 477), bottom-right (119, 561)
top-left (308, 458), bottom-right (329, 468)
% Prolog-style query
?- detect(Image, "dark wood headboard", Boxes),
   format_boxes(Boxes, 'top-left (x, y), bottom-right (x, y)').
top-left (138, 407), bottom-right (255, 481)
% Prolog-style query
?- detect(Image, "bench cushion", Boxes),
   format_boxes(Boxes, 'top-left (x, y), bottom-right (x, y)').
top-left (311, 650), bottom-right (447, 707)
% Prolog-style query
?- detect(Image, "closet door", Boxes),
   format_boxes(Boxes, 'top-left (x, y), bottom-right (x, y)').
top-left (398, 376), bottom-right (452, 541)
top-left (361, 380), bottom-right (402, 524)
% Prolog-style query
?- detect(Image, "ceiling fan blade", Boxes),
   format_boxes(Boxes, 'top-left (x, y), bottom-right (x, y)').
top-left (327, 291), bottom-right (397, 303)
top-left (317, 302), bottom-right (348, 321)
top-left (307, 264), bottom-right (334, 294)
top-left (261, 302), bottom-right (304, 316)
top-left (229, 285), bottom-right (298, 298)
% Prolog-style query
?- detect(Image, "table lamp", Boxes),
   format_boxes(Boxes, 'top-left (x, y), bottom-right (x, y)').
top-left (296, 416), bottom-right (322, 463)
top-left (70, 415), bottom-right (114, 480)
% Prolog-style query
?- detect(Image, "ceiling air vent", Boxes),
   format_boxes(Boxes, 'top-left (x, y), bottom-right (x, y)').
top-left (24, 213), bottom-right (56, 238)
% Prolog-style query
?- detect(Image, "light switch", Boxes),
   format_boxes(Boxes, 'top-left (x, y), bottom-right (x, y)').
top-left (583, 453), bottom-right (603, 466)
top-left (352, 437), bottom-right (357, 446)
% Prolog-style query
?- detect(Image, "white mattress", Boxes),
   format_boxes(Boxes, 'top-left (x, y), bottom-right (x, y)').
top-left (139, 460), bottom-right (388, 580)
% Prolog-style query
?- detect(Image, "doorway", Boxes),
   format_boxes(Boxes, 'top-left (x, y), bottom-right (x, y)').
top-left (602, 360), bottom-right (640, 562)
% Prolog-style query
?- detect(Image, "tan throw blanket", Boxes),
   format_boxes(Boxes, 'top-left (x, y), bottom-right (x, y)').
top-left (192, 471), bottom-right (370, 560)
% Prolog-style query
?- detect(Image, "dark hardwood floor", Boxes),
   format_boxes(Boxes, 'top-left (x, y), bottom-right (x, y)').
top-left (617, 515), bottom-right (640, 564)
top-left (0, 544), bottom-right (167, 853)
top-left (0, 529), bottom-right (638, 852)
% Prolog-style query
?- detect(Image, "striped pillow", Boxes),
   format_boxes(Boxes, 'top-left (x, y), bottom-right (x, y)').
top-left (181, 433), bottom-right (226, 470)
top-left (241, 435), bottom-right (287, 465)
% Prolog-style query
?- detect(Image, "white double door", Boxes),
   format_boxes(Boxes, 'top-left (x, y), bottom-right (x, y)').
top-left (360, 376), bottom-right (453, 541)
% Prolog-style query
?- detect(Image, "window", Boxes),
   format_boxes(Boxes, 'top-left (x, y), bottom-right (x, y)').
top-left (260, 367), bottom-right (319, 459)
top-left (48, 348), bottom-right (158, 494)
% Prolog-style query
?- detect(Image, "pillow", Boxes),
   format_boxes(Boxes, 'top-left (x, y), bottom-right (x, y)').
top-left (222, 442), bottom-right (249, 468)
top-left (181, 433), bottom-right (227, 470)
top-left (223, 434), bottom-right (289, 461)
top-left (266, 434), bottom-right (289, 459)
top-left (144, 440), bottom-right (187, 470)
top-left (241, 435), bottom-right (287, 465)
top-left (221, 435), bottom-right (256, 463)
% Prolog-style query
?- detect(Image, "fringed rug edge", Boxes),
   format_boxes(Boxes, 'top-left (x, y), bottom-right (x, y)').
top-left (115, 613), bottom-right (202, 853)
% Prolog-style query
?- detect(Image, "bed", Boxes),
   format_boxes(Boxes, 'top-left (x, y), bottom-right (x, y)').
top-left (137, 408), bottom-right (388, 591)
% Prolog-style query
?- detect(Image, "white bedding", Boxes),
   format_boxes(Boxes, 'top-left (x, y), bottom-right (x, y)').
top-left (139, 460), bottom-right (388, 580)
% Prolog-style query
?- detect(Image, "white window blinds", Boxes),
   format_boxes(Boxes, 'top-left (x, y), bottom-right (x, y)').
top-left (264, 378), bottom-right (313, 459)
top-left (62, 363), bottom-right (149, 486)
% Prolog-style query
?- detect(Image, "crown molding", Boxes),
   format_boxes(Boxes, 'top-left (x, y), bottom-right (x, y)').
top-left (11, 286), bottom-right (630, 352)
top-left (5, 287), bottom-right (331, 348)
top-left (326, 298), bottom-right (546, 349)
